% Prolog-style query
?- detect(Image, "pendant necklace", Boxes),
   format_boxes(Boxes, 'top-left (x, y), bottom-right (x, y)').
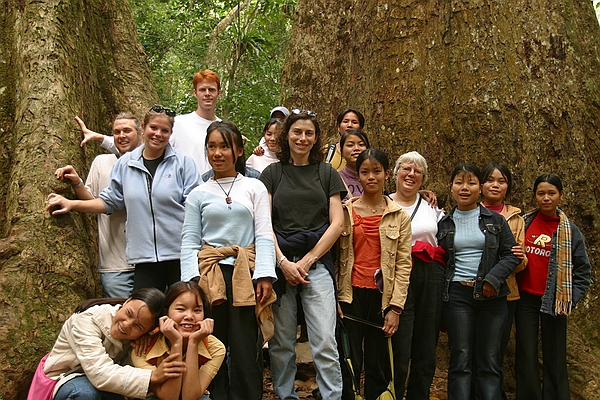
top-left (359, 198), bottom-right (385, 214)
top-left (215, 175), bottom-right (237, 209)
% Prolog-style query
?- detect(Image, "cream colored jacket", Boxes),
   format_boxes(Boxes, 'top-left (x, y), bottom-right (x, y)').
top-left (44, 304), bottom-right (151, 398)
top-left (336, 197), bottom-right (413, 312)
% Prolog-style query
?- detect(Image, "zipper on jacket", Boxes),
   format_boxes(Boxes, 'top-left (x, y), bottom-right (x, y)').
top-left (145, 173), bottom-right (160, 262)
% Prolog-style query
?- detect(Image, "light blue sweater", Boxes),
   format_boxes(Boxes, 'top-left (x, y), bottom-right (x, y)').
top-left (180, 173), bottom-right (276, 282)
top-left (452, 207), bottom-right (485, 281)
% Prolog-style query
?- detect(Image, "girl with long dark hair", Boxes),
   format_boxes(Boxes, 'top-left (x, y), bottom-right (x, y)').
top-left (180, 120), bottom-right (276, 400)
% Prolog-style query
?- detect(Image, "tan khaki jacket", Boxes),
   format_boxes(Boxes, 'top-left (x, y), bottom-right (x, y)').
top-left (336, 197), bottom-right (413, 312)
top-left (499, 204), bottom-right (528, 301)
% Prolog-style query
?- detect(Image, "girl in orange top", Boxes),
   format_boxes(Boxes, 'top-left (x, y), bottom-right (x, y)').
top-left (336, 148), bottom-right (413, 399)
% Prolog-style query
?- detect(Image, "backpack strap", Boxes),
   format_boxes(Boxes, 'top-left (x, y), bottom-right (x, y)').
top-left (325, 143), bottom-right (337, 163)
top-left (270, 162), bottom-right (283, 197)
top-left (318, 162), bottom-right (332, 198)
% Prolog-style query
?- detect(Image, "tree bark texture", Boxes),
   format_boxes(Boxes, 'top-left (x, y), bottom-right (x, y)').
top-left (281, 0), bottom-right (600, 397)
top-left (0, 0), bottom-right (157, 397)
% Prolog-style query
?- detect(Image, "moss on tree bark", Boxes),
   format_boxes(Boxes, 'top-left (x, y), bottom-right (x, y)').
top-left (0, 0), bottom-right (157, 397)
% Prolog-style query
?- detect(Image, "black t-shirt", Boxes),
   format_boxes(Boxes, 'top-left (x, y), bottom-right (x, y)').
top-left (143, 153), bottom-right (165, 177)
top-left (260, 162), bottom-right (346, 236)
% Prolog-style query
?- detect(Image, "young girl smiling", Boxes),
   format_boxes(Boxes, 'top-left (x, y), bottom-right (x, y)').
top-left (132, 282), bottom-right (225, 400)
top-left (336, 148), bottom-right (412, 399)
top-left (338, 129), bottom-right (370, 201)
top-left (180, 120), bottom-right (276, 400)
top-left (515, 174), bottom-right (590, 400)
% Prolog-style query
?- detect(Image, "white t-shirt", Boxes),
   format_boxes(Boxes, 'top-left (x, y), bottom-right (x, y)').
top-left (395, 194), bottom-right (444, 246)
top-left (170, 112), bottom-right (220, 175)
top-left (85, 154), bottom-right (133, 273)
top-left (246, 148), bottom-right (279, 172)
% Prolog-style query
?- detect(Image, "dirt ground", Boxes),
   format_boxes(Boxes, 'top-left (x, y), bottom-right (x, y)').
top-left (262, 363), bottom-right (450, 400)
top-left (260, 341), bottom-right (451, 400)
top-left (261, 333), bottom-right (520, 400)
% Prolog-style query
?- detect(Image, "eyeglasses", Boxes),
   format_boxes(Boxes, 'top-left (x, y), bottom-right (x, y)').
top-left (150, 104), bottom-right (176, 117)
top-left (292, 108), bottom-right (317, 117)
top-left (400, 166), bottom-right (424, 176)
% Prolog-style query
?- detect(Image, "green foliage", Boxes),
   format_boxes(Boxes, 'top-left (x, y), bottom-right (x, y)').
top-left (129, 0), bottom-right (295, 150)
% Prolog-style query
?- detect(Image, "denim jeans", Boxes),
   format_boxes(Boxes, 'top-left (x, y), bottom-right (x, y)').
top-left (471, 298), bottom-right (518, 400)
top-left (269, 262), bottom-right (342, 400)
top-left (54, 375), bottom-right (125, 400)
top-left (100, 271), bottom-right (134, 298)
top-left (340, 287), bottom-right (389, 400)
top-left (393, 259), bottom-right (444, 400)
top-left (443, 282), bottom-right (507, 400)
top-left (515, 292), bottom-right (570, 400)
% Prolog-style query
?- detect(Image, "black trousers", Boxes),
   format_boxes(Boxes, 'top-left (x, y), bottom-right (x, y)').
top-left (209, 264), bottom-right (263, 400)
top-left (340, 287), bottom-right (389, 400)
top-left (515, 292), bottom-right (570, 400)
top-left (133, 259), bottom-right (181, 292)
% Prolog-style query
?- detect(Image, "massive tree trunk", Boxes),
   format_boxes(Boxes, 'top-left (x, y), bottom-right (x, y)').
top-left (0, 0), bottom-right (157, 397)
top-left (281, 0), bottom-right (600, 397)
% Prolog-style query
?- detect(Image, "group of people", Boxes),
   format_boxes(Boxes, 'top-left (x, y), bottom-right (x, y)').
top-left (33, 69), bottom-right (590, 400)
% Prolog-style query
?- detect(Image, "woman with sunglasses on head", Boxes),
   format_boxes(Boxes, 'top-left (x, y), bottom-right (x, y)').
top-left (437, 163), bottom-right (520, 400)
top-left (180, 120), bottom-right (276, 400)
top-left (260, 109), bottom-right (347, 400)
top-left (30, 288), bottom-right (168, 400)
top-left (515, 174), bottom-right (590, 400)
top-left (47, 105), bottom-right (200, 292)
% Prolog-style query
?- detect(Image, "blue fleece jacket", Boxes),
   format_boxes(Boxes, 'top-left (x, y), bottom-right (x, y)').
top-left (99, 144), bottom-right (200, 264)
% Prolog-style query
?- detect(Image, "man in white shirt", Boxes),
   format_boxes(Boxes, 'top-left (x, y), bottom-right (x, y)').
top-left (80, 70), bottom-right (222, 175)
top-left (169, 69), bottom-right (222, 174)
top-left (55, 114), bottom-right (142, 297)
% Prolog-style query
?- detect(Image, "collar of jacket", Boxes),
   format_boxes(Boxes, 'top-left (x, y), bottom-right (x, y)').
top-left (501, 204), bottom-right (522, 220)
top-left (129, 142), bottom-right (176, 162)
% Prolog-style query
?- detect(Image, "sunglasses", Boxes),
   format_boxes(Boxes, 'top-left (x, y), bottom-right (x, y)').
top-left (291, 108), bottom-right (317, 117)
top-left (150, 104), bottom-right (176, 117)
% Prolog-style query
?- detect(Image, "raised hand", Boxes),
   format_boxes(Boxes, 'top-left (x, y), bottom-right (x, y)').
top-left (76, 116), bottom-right (104, 147)
top-left (159, 316), bottom-right (183, 344)
top-left (189, 318), bottom-right (214, 344)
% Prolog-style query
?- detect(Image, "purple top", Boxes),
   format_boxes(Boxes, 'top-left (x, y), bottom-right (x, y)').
top-left (339, 167), bottom-right (363, 201)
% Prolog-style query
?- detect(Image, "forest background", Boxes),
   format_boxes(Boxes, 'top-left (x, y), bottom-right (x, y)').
top-left (133, 0), bottom-right (296, 150)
